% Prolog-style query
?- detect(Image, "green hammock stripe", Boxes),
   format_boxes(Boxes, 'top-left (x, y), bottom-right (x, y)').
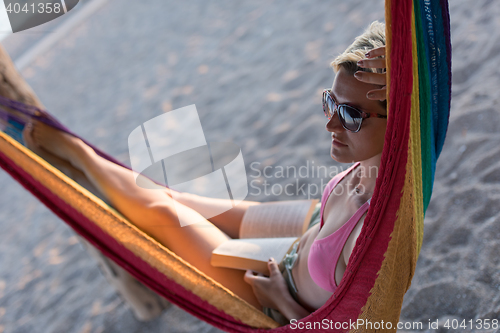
top-left (414, 0), bottom-right (433, 213)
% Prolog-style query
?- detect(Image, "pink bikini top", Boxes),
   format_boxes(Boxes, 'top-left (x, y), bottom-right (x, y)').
top-left (307, 163), bottom-right (370, 293)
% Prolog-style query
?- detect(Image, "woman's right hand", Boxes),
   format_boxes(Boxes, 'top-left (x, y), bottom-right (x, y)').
top-left (243, 258), bottom-right (291, 310)
top-left (244, 258), bottom-right (310, 320)
top-left (354, 46), bottom-right (387, 101)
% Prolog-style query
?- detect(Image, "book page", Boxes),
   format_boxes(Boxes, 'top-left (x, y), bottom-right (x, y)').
top-left (239, 199), bottom-right (318, 238)
top-left (211, 237), bottom-right (298, 274)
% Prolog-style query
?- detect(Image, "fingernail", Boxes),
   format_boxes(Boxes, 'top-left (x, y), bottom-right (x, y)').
top-left (354, 71), bottom-right (362, 78)
top-left (365, 52), bottom-right (371, 58)
top-left (367, 92), bottom-right (374, 98)
top-left (357, 60), bottom-right (364, 67)
top-left (269, 257), bottom-right (274, 262)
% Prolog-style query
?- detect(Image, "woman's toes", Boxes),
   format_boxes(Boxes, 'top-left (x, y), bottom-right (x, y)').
top-left (21, 123), bottom-right (31, 141)
top-left (22, 123), bottom-right (38, 148)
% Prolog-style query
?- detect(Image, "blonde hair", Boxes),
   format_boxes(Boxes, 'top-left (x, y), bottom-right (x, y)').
top-left (331, 21), bottom-right (386, 75)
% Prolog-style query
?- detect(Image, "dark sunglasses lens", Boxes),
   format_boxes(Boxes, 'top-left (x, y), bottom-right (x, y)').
top-left (339, 106), bottom-right (362, 132)
top-left (328, 99), bottom-right (336, 119)
top-left (323, 93), bottom-right (333, 119)
top-left (322, 92), bottom-right (330, 118)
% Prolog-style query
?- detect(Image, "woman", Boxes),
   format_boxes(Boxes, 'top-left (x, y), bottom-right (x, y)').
top-left (23, 21), bottom-right (387, 322)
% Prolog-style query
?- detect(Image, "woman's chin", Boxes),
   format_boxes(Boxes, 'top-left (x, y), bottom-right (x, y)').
top-left (330, 149), bottom-right (352, 164)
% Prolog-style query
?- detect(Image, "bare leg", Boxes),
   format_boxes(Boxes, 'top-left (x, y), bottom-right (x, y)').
top-left (27, 122), bottom-right (261, 309)
top-left (173, 193), bottom-right (261, 239)
top-left (25, 126), bottom-right (173, 319)
top-left (25, 124), bottom-right (257, 239)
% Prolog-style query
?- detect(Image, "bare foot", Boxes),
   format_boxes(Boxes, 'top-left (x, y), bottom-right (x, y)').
top-left (22, 122), bottom-right (80, 176)
top-left (22, 122), bottom-right (109, 200)
top-left (23, 123), bottom-right (45, 156)
top-left (28, 121), bottom-right (88, 172)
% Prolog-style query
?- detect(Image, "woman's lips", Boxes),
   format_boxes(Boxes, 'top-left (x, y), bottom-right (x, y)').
top-left (332, 137), bottom-right (347, 147)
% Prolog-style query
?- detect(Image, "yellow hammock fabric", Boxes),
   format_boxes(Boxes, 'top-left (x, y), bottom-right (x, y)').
top-left (0, 0), bottom-right (451, 331)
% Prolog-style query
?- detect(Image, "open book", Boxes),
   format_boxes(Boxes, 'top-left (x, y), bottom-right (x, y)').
top-left (211, 199), bottom-right (318, 275)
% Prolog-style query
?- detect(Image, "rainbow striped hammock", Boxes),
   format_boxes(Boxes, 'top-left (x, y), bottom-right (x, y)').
top-left (0, 0), bottom-right (451, 331)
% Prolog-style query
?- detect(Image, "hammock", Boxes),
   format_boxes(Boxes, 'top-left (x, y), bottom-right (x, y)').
top-left (0, 0), bottom-right (451, 331)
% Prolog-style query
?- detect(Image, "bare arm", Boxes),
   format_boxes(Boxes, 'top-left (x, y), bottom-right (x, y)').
top-left (275, 291), bottom-right (310, 321)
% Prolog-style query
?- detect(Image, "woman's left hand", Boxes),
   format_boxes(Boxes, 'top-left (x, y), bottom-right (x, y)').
top-left (244, 258), bottom-right (291, 309)
top-left (354, 46), bottom-right (387, 101)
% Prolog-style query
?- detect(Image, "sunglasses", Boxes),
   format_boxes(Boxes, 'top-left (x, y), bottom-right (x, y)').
top-left (322, 89), bottom-right (387, 133)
